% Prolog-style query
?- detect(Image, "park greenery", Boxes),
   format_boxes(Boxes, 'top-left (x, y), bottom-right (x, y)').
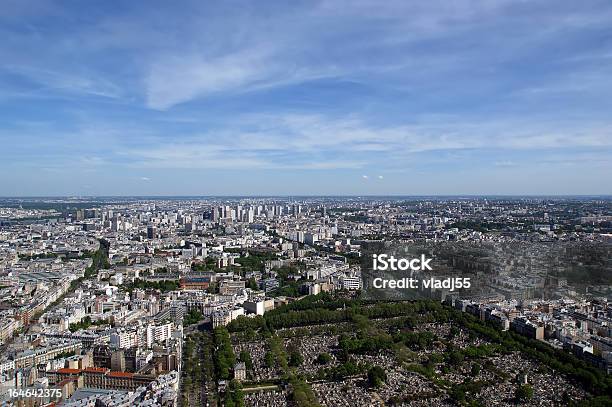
top-left (315, 352), bottom-right (331, 365)
top-left (180, 331), bottom-right (214, 406)
top-left (213, 326), bottom-right (236, 380)
top-left (84, 239), bottom-right (111, 278)
top-left (515, 384), bottom-right (534, 402)
top-left (19, 252), bottom-right (60, 261)
top-left (267, 264), bottom-right (308, 297)
top-left (182, 309), bottom-right (203, 326)
top-left (120, 278), bottom-right (179, 293)
top-left (225, 379), bottom-right (245, 407)
top-left (239, 350), bottom-right (253, 371)
top-left (226, 293), bottom-right (612, 405)
top-left (367, 365), bottom-right (387, 388)
top-left (317, 359), bottom-right (366, 382)
top-left (288, 376), bottom-right (320, 407)
top-left (68, 316), bottom-right (111, 332)
top-left (191, 250), bottom-right (279, 275)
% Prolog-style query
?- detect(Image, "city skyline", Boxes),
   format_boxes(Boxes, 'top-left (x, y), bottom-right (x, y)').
top-left (2, 0), bottom-right (612, 196)
top-left (0, 196), bottom-right (610, 405)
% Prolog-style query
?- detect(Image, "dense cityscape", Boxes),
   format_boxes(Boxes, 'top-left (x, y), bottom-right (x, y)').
top-left (4, 0), bottom-right (612, 405)
top-left (0, 196), bottom-right (609, 406)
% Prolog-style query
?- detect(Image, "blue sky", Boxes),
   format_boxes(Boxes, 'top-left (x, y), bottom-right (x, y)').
top-left (1, 0), bottom-right (611, 196)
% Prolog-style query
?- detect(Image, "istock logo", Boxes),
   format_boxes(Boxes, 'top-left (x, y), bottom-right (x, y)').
top-left (372, 254), bottom-right (433, 271)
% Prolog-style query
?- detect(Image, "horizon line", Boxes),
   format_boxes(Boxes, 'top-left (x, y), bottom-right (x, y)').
top-left (1, 194), bottom-right (611, 199)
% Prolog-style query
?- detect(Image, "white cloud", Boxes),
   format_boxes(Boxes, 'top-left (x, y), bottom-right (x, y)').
top-left (494, 161), bottom-right (517, 167)
top-left (2, 65), bottom-right (121, 98)
top-left (145, 48), bottom-right (272, 110)
top-left (80, 112), bottom-right (612, 171)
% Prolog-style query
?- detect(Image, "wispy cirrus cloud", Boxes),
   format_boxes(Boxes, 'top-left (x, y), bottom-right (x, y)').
top-left (145, 48), bottom-right (274, 110)
top-left (97, 113), bottom-right (612, 171)
top-left (1, 65), bottom-right (122, 99)
top-left (2, 0), bottom-right (612, 194)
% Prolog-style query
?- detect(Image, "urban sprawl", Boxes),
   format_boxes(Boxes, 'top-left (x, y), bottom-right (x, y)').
top-left (0, 197), bottom-right (610, 406)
